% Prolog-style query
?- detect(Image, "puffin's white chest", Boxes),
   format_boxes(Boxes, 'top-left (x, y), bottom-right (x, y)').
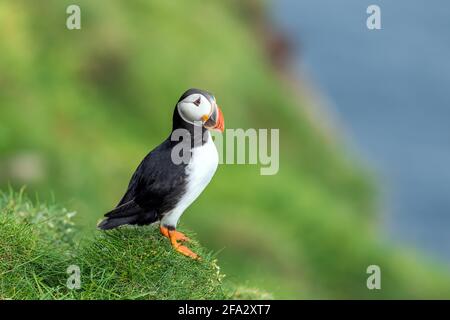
top-left (186, 136), bottom-right (219, 194)
top-left (161, 134), bottom-right (218, 227)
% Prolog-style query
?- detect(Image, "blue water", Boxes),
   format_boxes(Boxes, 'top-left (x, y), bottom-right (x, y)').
top-left (272, 0), bottom-right (450, 260)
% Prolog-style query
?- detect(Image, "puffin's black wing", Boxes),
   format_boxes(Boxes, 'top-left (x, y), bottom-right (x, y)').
top-left (98, 139), bottom-right (187, 230)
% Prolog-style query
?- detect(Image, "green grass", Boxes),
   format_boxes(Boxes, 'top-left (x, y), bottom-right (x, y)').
top-left (74, 228), bottom-right (227, 300)
top-left (0, 189), bottom-right (74, 299)
top-left (1, 190), bottom-right (261, 299)
top-left (1, 0), bottom-right (450, 299)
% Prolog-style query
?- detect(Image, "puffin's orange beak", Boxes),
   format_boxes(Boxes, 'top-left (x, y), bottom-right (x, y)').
top-left (203, 105), bottom-right (225, 133)
top-left (213, 106), bottom-right (224, 132)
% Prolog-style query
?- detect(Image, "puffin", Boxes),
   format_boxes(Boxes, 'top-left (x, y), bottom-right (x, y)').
top-left (98, 88), bottom-right (224, 259)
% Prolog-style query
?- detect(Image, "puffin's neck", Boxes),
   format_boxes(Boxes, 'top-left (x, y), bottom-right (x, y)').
top-left (171, 108), bottom-right (209, 147)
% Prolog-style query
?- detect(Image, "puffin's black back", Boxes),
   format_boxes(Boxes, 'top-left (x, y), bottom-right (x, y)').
top-left (98, 88), bottom-right (212, 230)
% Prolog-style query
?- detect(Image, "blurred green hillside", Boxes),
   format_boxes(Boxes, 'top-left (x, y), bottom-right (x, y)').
top-left (1, 0), bottom-right (450, 298)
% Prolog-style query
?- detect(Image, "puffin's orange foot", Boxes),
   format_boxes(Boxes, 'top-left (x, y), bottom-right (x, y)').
top-left (159, 226), bottom-right (191, 242)
top-left (170, 230), bottom-right (191, 243)
top-left (160, 225), bottom-right (170, 238)
top-left (171, 241), bottom-right (199, 260)
top-left (159, 226), bottom-right (199, 260)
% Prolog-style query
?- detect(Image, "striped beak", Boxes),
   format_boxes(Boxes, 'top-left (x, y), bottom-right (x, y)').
top-left (203, 104), bottom-right (224, 133)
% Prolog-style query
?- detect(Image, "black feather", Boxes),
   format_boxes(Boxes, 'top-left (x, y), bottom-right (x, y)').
top-left (98, 216), bottom-right (138, 230)
top-left (105, 200), bottom-right (143, 218)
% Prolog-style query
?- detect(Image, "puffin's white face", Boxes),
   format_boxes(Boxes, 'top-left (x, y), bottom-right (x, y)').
top-left (177, 93), bottom-right (213, 125)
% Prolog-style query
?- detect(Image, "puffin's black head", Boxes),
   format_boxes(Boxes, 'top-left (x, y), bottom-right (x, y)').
top-left (173, 88), bottom-right (224, 133)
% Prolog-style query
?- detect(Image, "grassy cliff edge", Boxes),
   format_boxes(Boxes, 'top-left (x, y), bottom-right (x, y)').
top-left (1, 190), bottom-right (266, 299)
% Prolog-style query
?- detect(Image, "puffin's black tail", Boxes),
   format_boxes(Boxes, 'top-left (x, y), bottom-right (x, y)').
top-left (97, 200), bottom-right (157, 230)
top-left (98, 216), bottom-right (138, 230)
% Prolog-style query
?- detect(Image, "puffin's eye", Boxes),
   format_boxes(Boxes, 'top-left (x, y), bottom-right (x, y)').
top-left (193, 97), bottom-right (201, 106)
